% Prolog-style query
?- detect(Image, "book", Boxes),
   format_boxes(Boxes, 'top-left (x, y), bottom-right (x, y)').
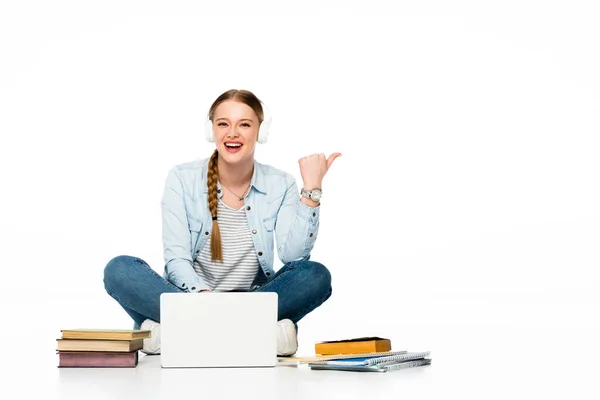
top-left (58, 351), bottom-right (138, 368)
top-left (314, 336), bottom-right (392, 355)
top-left (309, 358), bottom-right (431, 373)
top-left (56, 338), bottom-right (143, 352)
top-left (279, 350), bottom-right (407, 364)
top-left (60, 329), bottom-right (151, 341)
top-left (318, 351), bottom-right (431, 366)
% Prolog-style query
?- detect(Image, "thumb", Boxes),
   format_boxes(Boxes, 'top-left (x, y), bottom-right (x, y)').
top-left (326, 153), bottom-right (342, 169)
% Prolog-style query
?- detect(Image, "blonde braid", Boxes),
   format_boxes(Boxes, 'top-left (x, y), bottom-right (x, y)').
top-left (207, 149), bottom-right (223, 262)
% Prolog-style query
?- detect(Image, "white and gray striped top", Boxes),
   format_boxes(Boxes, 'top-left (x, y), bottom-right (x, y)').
top-left (193, 199), bottom-right (260, 291)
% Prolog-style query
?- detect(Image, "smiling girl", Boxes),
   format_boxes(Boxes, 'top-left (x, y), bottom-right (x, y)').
top-left (103, 89), bottom-right (341, 356)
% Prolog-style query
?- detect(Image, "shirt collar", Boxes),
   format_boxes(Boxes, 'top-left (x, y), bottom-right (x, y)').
top-left (250, 161), bottom-right (267, 194)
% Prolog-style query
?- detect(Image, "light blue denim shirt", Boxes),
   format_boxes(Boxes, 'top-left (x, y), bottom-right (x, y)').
top-left (161, 157), bottom-right (320, 292)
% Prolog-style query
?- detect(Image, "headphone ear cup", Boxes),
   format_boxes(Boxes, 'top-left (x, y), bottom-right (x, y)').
top-left (205, 120), bottom-right (214, 143)
top-left (257, 104), bottom-right (272, 144)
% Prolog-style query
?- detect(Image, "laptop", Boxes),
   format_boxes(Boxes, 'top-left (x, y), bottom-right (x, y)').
top-left (160, 292), bottom-right (278, 368)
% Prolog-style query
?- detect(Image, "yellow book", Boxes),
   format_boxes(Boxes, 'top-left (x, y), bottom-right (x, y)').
top-left (56, 338), bottom-right (143, 352)
top-left (60, 329), bottom-right (151, 340)
top-left (314, 337), bottom-right (392, 355)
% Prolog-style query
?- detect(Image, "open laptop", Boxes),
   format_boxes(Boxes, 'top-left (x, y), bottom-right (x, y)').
top-left (160, 292), bottom-right (278, 368)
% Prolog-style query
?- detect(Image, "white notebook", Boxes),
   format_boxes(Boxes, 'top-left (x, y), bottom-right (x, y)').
top-left (324, 351), bottom-right (431, 366)
top-left (279, 350), bottom-right (407, 364)
top-left (309, 358), bottom-right (431, 373)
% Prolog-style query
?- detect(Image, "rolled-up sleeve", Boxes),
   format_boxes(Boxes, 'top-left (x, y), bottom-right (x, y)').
top-left (161, 168), bottom-right (210, 292)
top-left (275, 179), bottom-right (320, 263)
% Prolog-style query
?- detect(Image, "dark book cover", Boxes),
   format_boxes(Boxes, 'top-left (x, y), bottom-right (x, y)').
top-left (58, 351), bottom-right (138, 368)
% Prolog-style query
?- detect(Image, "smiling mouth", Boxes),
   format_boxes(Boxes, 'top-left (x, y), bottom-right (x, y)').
top-left (224, 142), bottom-right (243, 153)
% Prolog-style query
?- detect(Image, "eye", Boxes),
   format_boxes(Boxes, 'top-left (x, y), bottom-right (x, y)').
top-left (241, 123), bottom-right (251, 127)
top-left (217, 122), bottom-right (228, 127)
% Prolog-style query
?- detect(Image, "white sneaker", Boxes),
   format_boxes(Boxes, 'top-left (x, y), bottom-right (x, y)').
top-left (140, 319), bottom-right (161, 355)
top-left (140, 318), bottom-right (296, 356)
top-left (277, 319), bottom-right (298, 356)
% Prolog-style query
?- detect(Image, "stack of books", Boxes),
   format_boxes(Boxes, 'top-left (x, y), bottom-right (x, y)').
top-left (279, 336), bottom-right (431, 373)
top-left (56, 329), bottom-right (150, 368)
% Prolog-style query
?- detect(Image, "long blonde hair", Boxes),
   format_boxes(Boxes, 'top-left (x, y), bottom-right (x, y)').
top-left (206, 89), bottom-right (265, 262)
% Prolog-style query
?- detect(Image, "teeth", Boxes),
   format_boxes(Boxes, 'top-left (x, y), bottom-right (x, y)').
top-left (225, 143), bottom-right (242, 147)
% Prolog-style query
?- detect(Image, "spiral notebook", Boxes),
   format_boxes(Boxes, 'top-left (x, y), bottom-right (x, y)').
top-left (278, 350), bottom-right (407, 364)
top-left (309, 358), bottom-right (431, 373)
top-left (320, 351), bottom-right (430, 366)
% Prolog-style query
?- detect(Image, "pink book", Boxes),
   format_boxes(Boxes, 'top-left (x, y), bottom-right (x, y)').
top-left (58, 351), bottom-right (138, 367)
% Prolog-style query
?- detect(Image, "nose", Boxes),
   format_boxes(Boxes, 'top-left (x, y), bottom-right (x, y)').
top-left (226, 127), bottom-right (240, 138)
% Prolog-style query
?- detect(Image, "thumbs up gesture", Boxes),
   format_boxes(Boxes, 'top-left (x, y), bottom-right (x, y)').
top-left (298, 153), bottom-right (342, 189)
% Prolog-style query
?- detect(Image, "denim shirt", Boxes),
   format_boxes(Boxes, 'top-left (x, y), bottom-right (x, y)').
top-left (161, 157), bottom-right (320, 292)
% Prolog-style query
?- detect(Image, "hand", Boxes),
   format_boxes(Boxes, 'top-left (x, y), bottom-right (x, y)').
top-left (199, 289), bottom-right (212, 293)
top-left (298, 153), bottom-right (342, 189)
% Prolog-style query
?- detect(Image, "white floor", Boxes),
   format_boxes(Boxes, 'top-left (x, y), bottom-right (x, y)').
top-left (7, 321), bottom-right (599, 400)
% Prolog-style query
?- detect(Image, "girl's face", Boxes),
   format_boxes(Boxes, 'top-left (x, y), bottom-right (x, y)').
top-left (211, 100), bottom-right (260, 165)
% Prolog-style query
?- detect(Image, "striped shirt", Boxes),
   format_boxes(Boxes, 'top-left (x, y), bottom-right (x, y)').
top-left (193, 199), bottom-right (260, 291)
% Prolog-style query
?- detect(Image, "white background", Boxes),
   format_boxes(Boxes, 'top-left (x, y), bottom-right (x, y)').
top-left (1, 1), bottom-right (599, 398)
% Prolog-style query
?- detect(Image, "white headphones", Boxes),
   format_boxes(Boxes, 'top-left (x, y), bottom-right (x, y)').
top-left (205, 102), bottom-right (272, 144)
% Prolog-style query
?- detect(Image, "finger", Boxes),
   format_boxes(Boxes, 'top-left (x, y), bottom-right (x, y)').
top-left (299, 154), bottom-right (316, 163)
top-left (326, 152), bottom-right (342, 169)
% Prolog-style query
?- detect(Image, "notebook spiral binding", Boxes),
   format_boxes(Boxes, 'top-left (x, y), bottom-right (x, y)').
top-left (382, 358), bottom-right (431, 371)
top-left (364, 351), bottom-right (431, 365)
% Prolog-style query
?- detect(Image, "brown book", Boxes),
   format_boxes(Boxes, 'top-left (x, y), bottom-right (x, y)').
top-left (56, 338), bottom-right (143, 352)
top-left (60, 329), bottom-right (151, 340)
top-left (58, 351), bottom-right (138, 367)
top-left (314, 337), bottom-right (392, 355)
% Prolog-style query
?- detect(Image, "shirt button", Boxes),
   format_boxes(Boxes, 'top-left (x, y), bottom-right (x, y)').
top-left (205, 231), bottom-right (209, 235)
top-left (182, 283), bottom-right (186, 288)
top-left (258, 252), bottom-right (263, 256)
top-left (252, 229), bottom-right (257, 234)
top-left (309, 233), bottom-right (313, 237)
top-left (312, 212), bottom-right (316, 217)
top-left (191, 286), bottom-right (196, 291)
top-left (217, 189), bottom-right (221, 193)
top-left (266, 272), bottom-right (271, 276)
top-left (246, 206), bottom-right (251, 211)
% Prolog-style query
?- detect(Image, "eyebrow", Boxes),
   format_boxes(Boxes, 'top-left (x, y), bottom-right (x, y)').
top-left (215, 118), bottom-right (254, 123)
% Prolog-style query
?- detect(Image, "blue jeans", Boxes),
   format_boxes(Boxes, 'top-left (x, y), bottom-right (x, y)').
top-left (103, 255), bottom-right (332, 330)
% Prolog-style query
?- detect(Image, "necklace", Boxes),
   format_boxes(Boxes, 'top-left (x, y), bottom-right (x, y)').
top-left (220, 181), bottom-right (251, 201)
